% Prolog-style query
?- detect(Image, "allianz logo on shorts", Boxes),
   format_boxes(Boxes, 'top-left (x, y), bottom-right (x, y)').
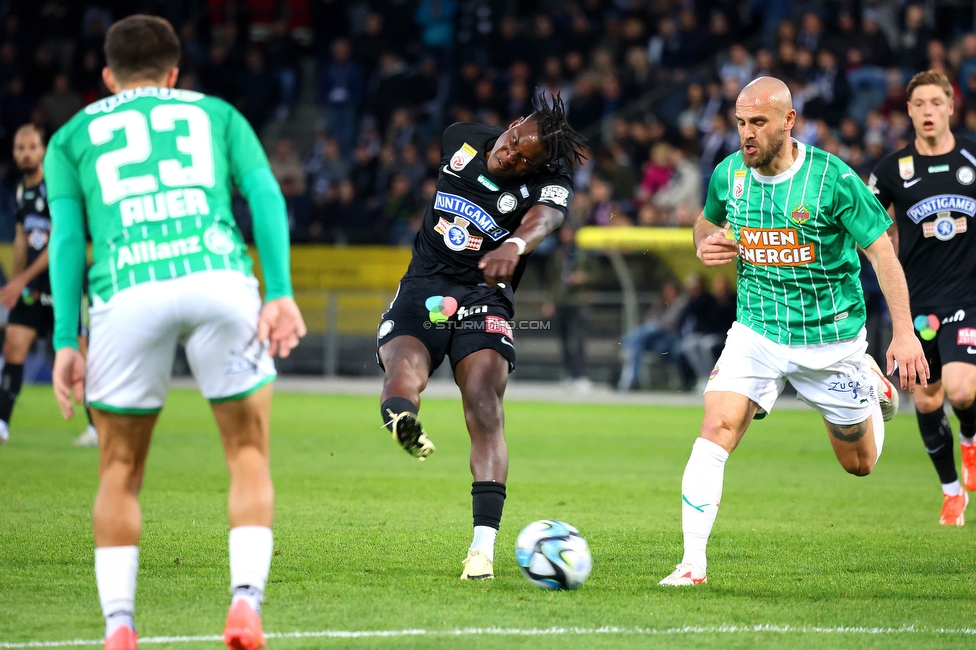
top-left (434, 192), bottom-right (509, 241)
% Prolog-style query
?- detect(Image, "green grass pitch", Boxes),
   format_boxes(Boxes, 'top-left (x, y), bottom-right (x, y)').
top-left (1, 385), bottom-right (975, 649)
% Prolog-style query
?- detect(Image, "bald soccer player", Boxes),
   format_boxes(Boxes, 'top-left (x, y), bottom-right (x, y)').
top-left (659, 77), bottom-right (928, 586)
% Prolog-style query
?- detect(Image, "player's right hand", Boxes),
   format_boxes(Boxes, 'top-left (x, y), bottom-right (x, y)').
top-left (258, 296), bottom-right (307, 359)
top-left (696, 231), bottom-right (738, 266)
top-left (886, 329), bottom-right (929, 393)
top-left (53, 348), bottom-right (86, 420)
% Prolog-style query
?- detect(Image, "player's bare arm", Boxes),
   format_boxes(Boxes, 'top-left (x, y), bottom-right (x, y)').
top-left (478, 204), bottom-right (564, 287)
top-left (0, 224), bottom-right (50, 310)
top-left (693, 213), bottom-right (737, 266)
top-left (863, 233), bottom-right (929, 391)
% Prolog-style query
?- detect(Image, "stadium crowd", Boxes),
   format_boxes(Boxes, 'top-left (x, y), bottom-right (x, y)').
top-left (1, 1), bottom-right (976, 245)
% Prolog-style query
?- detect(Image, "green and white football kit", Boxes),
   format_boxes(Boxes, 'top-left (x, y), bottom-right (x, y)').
top-left (702, 141), bottom-right (892, 423)
top-left (46, 87), bottom-right (292, 413)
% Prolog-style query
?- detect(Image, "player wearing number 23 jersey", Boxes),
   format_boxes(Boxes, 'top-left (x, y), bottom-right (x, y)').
top-left (44, 15), bottom-right (305, 650)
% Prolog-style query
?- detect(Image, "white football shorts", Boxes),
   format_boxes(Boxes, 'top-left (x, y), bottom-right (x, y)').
top-left (87, 270), bottom-right (276, 414)
top-left (704, 321), bottom-right (875, 425)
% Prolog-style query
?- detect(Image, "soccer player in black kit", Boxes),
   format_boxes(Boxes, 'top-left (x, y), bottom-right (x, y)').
top-left (0, 124), bottom-right (95, 447)
top-left (376, 93), bottom-right (585, 579)
top-left (869, 71), bottom-right (976, 525)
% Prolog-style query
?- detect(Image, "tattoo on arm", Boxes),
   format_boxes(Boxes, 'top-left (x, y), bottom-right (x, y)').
top-left (827, 421), bottom-right (868, 443)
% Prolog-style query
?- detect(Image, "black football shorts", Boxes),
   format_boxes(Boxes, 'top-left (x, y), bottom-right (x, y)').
top-left (913, 305), bottom-right (976, 383)
top-left (8, 291), bottom-right (54, 338)
top-left (376, 274), bottom-right (517, 374)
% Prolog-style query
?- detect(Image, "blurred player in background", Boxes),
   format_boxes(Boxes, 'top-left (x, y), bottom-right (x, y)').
top-left (0, 124), bottom-right (97, 447)
top-left (869, 70), bottom-right (976, 525)
top-left (377, 93), bottom-right (585, 580)
top-left (660, 77), bottom-right (927, 587)
top-left (46, 15), bottom-right (305, 650)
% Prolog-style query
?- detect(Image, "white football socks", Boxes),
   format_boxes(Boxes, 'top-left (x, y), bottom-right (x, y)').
top-left (942, 480), bottom-right (963, 496)
top-left (680, 438), bottom-right (729, 570)
top-left (470, 525), bottom-right (498, 563)
top-left (229, 526), bottom-right (273, 612)
top-left (95, 546), bottom-right (138, 637)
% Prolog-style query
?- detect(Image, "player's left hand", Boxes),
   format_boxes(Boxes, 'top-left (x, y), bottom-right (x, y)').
top-left (258, 296), bottom-right (308, 358)
top-left (478, 244), bottom-right (520, 287)
top-left (886, 330), bottom-right (929, 392)
top-left (0, 278), bottom-right (26, 310)
top-left (52, 348), bottom-right (86, 420)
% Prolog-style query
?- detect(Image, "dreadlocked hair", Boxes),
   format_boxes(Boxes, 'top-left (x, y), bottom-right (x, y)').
top-left (531, 91), bottom-right (587, 172)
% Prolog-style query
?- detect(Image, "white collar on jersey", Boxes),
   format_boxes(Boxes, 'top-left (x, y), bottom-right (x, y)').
top-left (750, 139), bottom-right (806, 185)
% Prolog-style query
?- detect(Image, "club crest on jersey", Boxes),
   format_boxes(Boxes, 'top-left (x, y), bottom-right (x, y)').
top-left (958, 166), bottom-right (975, 185)
top-left (899, 156), bottom-right (915, 180)
top-left (435, 216), bottom-right (483, 251)
top-left (732, 169), bottom-right (747, 198)
top-left (789, 202), bottom-right (811, 225)
top-left (906, 194), bottom-right (976, 223)
top-left (922, 212), bottom-right (968, 240)
top-left (434, 191), bottom-right (509, 240)
top-left (497, 192), bottom-right (517, 213)
top-left (450, 143), bottom-right (478, 171)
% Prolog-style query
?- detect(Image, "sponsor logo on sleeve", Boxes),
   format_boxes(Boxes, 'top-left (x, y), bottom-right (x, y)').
top-left (867, 173), bottom-right (880, 195)
top-left (899, 155), bottom-right (915, 180)
top-left (539, 185), bottom-right (570, 207)
top-left (737, 227), bottom-right (815, 266)
top-left (519, 184), bottom-right (529, 198)
top-left (906, 194), bottom-right (976, 223)
top-left (958, 328), bottom-right (976, 346)
top-left (450, 143), bottom-right (478, 171)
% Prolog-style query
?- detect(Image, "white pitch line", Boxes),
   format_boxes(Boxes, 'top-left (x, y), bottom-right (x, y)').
top-left (4, 625), bottom-right (976, 648)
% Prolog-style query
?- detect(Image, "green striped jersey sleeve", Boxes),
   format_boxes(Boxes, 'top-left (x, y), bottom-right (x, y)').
top-left (703, 158), bottom-right (730, 226)
top-left (832, 164), bottom-right (892, 249)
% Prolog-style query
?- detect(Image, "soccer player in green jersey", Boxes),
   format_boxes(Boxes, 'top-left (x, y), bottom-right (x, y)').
top-left (45, 16), bottom-right (306, 649)
top-left (659, 77), bottom-right (929, 587)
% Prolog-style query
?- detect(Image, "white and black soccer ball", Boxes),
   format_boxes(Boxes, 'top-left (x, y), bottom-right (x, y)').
top-left (515, 520), bottom-right (592, 590)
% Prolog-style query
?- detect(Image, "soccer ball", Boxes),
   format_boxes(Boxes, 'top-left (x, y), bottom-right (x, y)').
top-left (515, 520), bottom-right (592, 590)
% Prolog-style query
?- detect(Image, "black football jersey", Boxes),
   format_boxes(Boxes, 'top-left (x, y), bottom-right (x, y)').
top-left (869, 138), bottom-right (976, 311)
top-left (14, 179), bottom-right (50, 295)
top-left (408, 122), bottom-right (574, 290)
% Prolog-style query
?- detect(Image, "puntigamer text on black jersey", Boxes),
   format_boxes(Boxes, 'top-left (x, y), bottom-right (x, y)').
top-left (408, 122), bottom-right (574, 290)
top-left (869, 138), bottom-right (976, 311)
top-left (15, 179), bottom-right (51, 296)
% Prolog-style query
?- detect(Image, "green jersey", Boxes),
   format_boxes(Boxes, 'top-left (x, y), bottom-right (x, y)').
top-left (703, 141), bottom-right (891, 345)
top-left (44, 87), bottom-right (269, 303)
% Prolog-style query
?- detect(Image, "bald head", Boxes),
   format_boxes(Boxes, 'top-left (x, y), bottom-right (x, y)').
top-left (734, 76), bottom-right (797, 172)
top-left (737, 76), bottom-right (793, 115)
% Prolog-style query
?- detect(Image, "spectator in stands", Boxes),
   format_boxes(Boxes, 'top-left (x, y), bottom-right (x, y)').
top-left (265, 20), bottom-right (301, 120)
top-left (618, 280), bottom-right (690, 392)
top-left (652, 145), bottom-right (702, 226)
top-left (332, 178), bottom-right (379, 244)
top-left (305, 133), bottom-right (349, 206)
top-left (238, 48), bottom-right (279, 131)
top-left (380, 174), bottom-right (419, 246)
top-left (270, 138), bottom-right (306, 198)
top-left (680, 275), bottom-right (736, 391)
top-left (585, 176), bottom-right (629, 227)
top-left (636, 142), bottom-right (673, 207)
top-left (803, 48), bottom-right (850, 127)
top-left (542, 224), bottom-right (592, 389)
top-left (896, 4), bottom-right (934, 73)
top-left (594, 144), bottom-right (638, 204)
top-left (414, 0), bottom-right (457, 70)
top-left (318, 39), bottom-right (365, 155)
top-left (39, 72), bottom-right (80, 132)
